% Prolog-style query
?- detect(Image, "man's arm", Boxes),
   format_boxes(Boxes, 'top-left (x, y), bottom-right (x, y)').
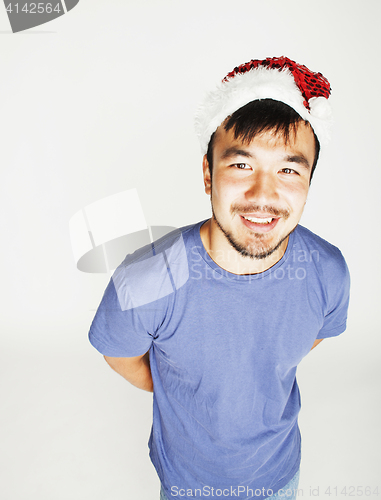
top-left (310, 339), bottom-right (323, 350)
top-left (104, 351), bottom-right (153, 392)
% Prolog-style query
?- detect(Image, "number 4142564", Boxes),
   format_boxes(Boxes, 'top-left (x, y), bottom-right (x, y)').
top-left (5, 3), bottom-right (62, 13)
top-left (324, 486), bottom-right (379, 496)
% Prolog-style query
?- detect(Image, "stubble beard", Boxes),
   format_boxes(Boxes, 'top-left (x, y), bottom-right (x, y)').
top-left (211, 200), bottom-right (294, 260)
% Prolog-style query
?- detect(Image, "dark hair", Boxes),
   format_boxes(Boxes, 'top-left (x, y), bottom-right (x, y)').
top-left (206, 99), bottom-right (320, 182)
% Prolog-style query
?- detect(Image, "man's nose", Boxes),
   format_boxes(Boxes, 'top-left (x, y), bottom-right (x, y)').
top-left (244, 170), bottom-right (279, 205)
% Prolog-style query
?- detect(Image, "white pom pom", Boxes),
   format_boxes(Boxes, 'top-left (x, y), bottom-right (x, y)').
top-left (309, 96), bottom-right (332, 121)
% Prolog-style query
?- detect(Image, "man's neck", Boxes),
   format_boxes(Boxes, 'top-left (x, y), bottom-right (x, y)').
top-left (199, 218), bottom-right (289, 275)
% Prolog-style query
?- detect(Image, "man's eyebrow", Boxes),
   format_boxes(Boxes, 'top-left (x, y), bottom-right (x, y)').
top-left (220, 147), bottom-right (253, 160)
top-left (284, 154), bottom-right (311, 170)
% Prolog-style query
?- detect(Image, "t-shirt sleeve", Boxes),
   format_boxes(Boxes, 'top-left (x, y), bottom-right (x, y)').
top-left (88, 276), bottom-right (155, 358)
top-left (316, 252), bottom-right (350, 339)
top-left (88, 229), bottom-right (189, 357)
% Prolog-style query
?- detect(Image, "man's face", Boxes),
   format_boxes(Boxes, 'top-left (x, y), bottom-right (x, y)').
top-left (203, 122), bottom-right (316, 261)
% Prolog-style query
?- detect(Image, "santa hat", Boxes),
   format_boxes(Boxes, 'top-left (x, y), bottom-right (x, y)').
top-left (195, 56), bottom-right (332, 154)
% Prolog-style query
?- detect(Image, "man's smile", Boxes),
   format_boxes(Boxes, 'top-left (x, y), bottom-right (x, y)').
top-left (240, 214), bottom-right (280, 233)
top-left (242, 215), bottom-right (274, 224)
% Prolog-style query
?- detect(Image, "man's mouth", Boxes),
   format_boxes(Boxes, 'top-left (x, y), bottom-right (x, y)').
top-left (242, 216), bottom-right (274, 224)
top-left (239, 214), bottom-right (280, 233)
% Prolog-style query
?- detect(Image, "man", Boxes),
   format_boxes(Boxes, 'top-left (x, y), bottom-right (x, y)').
top-left (89, 57), bottom-right (350, 500)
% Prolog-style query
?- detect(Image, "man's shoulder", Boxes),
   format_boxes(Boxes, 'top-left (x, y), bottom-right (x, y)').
top-left (295, 224), bottom-right (345, 258)
top-left (119, 221), bottom-right (198, 267)
top-left (294, 226), bottom-right (350, 338)
top-left (294, 224), bottom-right (349, 280)
top-left (111, 221), bottom-right (201, 311)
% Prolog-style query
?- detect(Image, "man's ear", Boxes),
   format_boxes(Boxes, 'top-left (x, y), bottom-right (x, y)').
top-left (202, 155), bottom-right (212, 195)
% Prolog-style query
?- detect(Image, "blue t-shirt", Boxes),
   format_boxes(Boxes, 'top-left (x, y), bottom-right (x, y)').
top-left (89, 221), bottom-right (350, 500)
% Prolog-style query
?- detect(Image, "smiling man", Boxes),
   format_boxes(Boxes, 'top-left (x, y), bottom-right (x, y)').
top-left (89, 57), bottom-right (350, 500)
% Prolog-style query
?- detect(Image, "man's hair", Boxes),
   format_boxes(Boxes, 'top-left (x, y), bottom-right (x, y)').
top-left (206, 99), bottom-right (320, 182)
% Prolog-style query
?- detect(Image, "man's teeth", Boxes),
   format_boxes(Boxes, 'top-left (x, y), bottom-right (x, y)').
top-left (243, 216), bottom-right (274, 224)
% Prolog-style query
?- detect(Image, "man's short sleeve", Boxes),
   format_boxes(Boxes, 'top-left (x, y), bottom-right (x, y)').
top-left (316, 252), bottom-right (350, 339)
top-left (88, 276), bottom-right (155, 357)
top-left (88, 229), bottom-right (189, 358)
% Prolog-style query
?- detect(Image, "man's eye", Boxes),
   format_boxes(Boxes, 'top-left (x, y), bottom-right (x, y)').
top-left (234, 163), bottom-right (250, 169)
top-left (281, 168), bottom-right (297, 174)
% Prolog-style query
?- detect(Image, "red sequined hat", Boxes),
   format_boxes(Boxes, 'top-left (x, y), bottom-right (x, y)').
top-left (195, 56), bottom-right (333, 153)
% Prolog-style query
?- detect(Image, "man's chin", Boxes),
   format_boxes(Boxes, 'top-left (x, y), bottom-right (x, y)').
top-left (232, 239), bottom-right (286, 260)
top-left (212, 213), bottom-right (293, 260)
top-left (224, 227), bottom-right (290, 260)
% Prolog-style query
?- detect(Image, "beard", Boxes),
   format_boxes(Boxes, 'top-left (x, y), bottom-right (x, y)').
top-left (211, 201), bottom-right (293, 260)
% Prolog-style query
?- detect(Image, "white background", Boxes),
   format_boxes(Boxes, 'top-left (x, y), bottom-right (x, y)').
top-left (0, 0), bottom-right (380, 499)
